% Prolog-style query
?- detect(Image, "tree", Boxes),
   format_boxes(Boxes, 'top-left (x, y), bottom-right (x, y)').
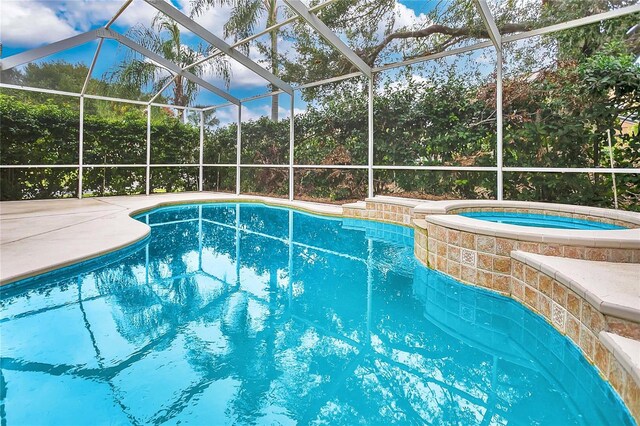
top-left (275, 0), bottom-right (636, 99)
top-left (190, 0), bottom-right (281, 121)
top-left (109, 14), bottom-right (230, 107)
top-left (0, 61), bottom-right (92, 109)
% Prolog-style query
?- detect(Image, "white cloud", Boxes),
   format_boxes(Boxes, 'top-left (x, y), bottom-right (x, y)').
top-left (242, 103), bottom-right (271, 120)
top-left (177, 0), bottom-right (235, 39)
top-left (0, 0), bottom-right (159, 49)
top-left (364, 1), bottom-right (428, 43)
top-left (393, 2), bottom-right (428, 30)
top-left (212, 104), bottom-right (240, 126)
top-left (71, 0), bottom-right (158, 30)
top-left (211, 101), bottom-right (306, 126)
top-left (1, 1), bottom-right (78, 47)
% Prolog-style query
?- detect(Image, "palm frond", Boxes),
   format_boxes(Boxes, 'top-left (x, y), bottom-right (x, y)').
top-left (189, 0), bottom-right (240, 18)
top-left (108, 12), bottom-right (233, 106)
top-left (224, 0), bottom-right (263, 41)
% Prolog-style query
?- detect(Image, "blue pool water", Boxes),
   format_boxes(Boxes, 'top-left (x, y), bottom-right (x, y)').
top-left (460, 211), bottom-right (626, 230)
top-left (0, 204), bottom-right (634, 425)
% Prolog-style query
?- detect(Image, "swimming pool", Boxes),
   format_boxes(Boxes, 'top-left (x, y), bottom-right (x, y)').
top-left (460, 211), bottom-right (626, 230)
top-left (0, 203), bottom-right (634, 425)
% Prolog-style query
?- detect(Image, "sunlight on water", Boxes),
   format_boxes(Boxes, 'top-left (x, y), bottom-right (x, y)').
top-left (0, 204), bottom-right (634, 425)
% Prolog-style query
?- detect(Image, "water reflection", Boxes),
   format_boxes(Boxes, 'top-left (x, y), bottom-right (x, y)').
top-left (0, 204), bottom-right (633, 425)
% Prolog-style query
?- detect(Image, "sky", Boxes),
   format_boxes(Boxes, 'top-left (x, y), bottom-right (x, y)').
top-left (0, 0), bottom-right (465, 123)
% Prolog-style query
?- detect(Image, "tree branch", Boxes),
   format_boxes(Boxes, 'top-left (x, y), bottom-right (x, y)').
top-left (359, 23), bottom-right (534, 66)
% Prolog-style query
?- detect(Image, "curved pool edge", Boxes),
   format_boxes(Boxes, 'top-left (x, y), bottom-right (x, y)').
top-left (126, 195), bottom-right (344, 220)
top-left (0, 211), bottom-right (152, 287)
top-left (0, 193), bottom-right (343, 286)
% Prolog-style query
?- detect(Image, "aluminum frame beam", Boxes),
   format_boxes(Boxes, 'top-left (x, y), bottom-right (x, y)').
top-left (81, 39), bottom-right (104, 95)
top-left (199, 110), bottom-right (205, 192)
top-left (236, 104), bottom-right (242, 195)
top-left (496, 49), bottom-right (504, 200)
top-left (78, 97), bottom-right (84, 199)
top-left (283, 0), bottom-right (372, 78)
top-left (289, 94), bottom-right (295, 201)
top-left (100, 28), bottom-right (240, 105)
top-left (503, 4), bottom-right (640, 44)
top-left (0, 83), bottom-right (209, 110)
top-left (0, 30), bottom-right (100, 71)
top-left (148, 75), bottom-right (177, 105)
top-left (106, 0), bottom-right (134, 28)
top-left (143, 0), bottom-right (293, 95)
top-left (2, 162), bottom-right (637, 174)
top-left (204, 71), bottom-right (364, 110)
top-left (367, 78), bottom-right (374, 198)
top-left (473, 1), bottom-right (503, 200)
top-left (473, 0), bottom-right (502, 49)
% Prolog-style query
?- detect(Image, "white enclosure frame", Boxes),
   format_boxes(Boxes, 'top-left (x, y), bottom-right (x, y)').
top-left (1, 0), bottom-right (639, 201)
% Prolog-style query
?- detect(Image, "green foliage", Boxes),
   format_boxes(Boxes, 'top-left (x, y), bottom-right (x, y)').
top-left (0, 94), bottom-right (203, 199)
top-left (0, 94), bottom-right (80, 199)
top-left (501, 36), bottom-right (640, 209)
top-left (1, 61), bottom-right (89, 96)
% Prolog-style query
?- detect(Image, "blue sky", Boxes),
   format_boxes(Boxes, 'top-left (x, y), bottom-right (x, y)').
top-left (0, 0), bottom-right (447, 122)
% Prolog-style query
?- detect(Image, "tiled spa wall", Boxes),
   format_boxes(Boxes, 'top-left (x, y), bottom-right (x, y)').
top-left (417, 221), bottom-right (640, 272)
top-left (413, 222), bottom-right (640, 420)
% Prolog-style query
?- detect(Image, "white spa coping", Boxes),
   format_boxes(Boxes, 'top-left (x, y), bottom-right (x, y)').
top-left (364, 196), bottom-right (426, 208)
top-left (342, 201), bottom-right (367, 210)
top-left (0, 193), bottom-right (342, 285)
top-left (410, 199), bottom-right (640, 226)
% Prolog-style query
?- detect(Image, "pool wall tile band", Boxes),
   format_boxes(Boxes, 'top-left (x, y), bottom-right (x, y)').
top-left (342, 198), bottom-right (640, 421)
top-left (509, 257), bottom-right (640, 419)
top-left (343, 204), bottom-right (414, 225)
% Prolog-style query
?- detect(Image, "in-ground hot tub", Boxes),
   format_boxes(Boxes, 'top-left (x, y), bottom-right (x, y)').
top-left (459, 211), bottom-right (627, 230)
top-left (413, 200), bottom-right (640, 294)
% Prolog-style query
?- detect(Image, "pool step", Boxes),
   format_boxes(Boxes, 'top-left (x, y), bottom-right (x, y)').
top-left (510, 251), bottom-right (640, 418)
top-left (511, 251), bottom-right (640, 326)
top-left (600, 331), bottom-right (640, 389)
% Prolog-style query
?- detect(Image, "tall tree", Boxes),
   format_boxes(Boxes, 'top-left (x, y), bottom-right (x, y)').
top-left (190, 0), bottom-right (281, 121)
top-left (110, 14), bottom-right (230, 107)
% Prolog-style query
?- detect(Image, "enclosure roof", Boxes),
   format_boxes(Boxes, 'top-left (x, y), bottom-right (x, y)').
top-left (1, 0), bottom-right (638, 110)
